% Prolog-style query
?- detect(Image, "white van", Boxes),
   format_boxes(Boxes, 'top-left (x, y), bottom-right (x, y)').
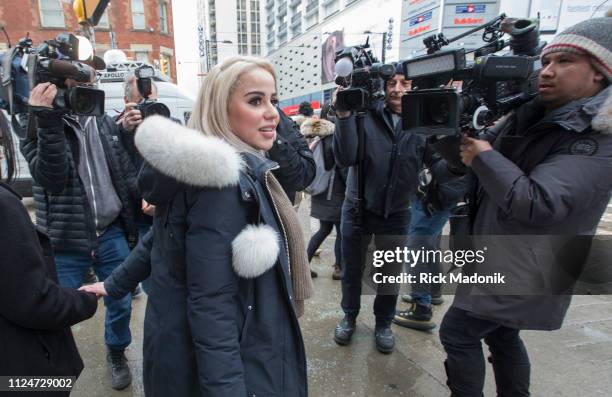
top-left (98, 61), bottom-right (195, 124)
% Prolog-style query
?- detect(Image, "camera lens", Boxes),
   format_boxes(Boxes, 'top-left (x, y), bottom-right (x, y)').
top-left (141, 102), bottom-right (171, 118)
top-left (424, 97), bottom-right (450, 125)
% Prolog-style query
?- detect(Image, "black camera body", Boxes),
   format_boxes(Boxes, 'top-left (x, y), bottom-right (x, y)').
top-left (401, 16), bottom-right (543, 136)
top-left (1, 33), bottom-right (105, 117)
top-left (134, 65), bottom-right (170, 119)
top-left (334, 40), bottom-right (395, 112)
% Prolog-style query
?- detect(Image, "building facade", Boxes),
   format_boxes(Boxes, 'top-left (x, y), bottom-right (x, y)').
top-left (399, 0), bottom-right (611, 60)
top-left (196, 0), bottom-right (263, 76)
top-left (263, 0), bottom-right (611, 107)
top-left (262, 0), bottom-right (401, 107)
top-left (0, 0), bottom-right (177, 82)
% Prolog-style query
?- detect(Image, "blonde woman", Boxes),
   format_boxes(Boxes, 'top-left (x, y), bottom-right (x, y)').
top-left (83, 56), bottom-right (313, 396)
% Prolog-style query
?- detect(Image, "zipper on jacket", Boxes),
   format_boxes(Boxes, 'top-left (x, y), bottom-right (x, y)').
top-left (82, 117), bottom-right (100, 233)
top-left (263, 166), bottom-right (291, 276)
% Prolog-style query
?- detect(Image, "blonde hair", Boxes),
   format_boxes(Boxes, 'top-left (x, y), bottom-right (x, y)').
top-left (188, 56), bottom-right (277, 154)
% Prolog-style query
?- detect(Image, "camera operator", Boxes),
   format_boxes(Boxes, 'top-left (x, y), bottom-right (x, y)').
top-left (439, 17), bottom-right (612, 396)
top-left (22, 71), bottom-right (138, 390)
top-left (332, 64), bottom-right (416, 353)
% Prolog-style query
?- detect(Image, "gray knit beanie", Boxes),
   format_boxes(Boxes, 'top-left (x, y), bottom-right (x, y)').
top-left (541, 17), bottom-right (612, 82)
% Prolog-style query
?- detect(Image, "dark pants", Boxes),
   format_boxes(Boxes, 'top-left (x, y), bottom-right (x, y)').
top-left (439, 307), bottom-right (531, 397)
top-left (55, 225), bottom-right (132, 351)
top-left (307, 220), bottom-right (342, 269)
top-left (340, 203), bottom-right (410, 327)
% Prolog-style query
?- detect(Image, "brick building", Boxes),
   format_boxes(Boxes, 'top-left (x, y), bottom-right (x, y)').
top-left (0, 0), bottom-right (176, 82)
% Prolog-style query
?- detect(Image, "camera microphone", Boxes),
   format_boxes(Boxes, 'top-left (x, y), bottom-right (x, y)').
top-left (47, 59), bottom-right (92, 81)
top-left (335, 57), bottom-right (354, 78)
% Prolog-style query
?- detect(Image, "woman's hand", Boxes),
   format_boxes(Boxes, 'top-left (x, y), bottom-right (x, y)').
top-left (79, 282), bottom-right (108, 298)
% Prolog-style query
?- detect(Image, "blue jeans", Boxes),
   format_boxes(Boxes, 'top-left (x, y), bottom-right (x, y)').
top-left (340, 203), bottom-right (410, 327)
top-left (408, 197), bottom-right (450, 306)
top-left (55, 225), bottom-right (132, 351)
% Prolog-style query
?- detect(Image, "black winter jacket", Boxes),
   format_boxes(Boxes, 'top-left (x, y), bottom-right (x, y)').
top-left (108, 116), bottom-right (308, 397)
top-left (20, 109), bottom-right (138, 254)
top-left (453, 87), bottom-right (612, 330)
top-left (333, 101), bottom-right (421, 218)
top-left (268, 106), bottom-right (316, 203)
top-left (0, 182), bottom-right (97, 395)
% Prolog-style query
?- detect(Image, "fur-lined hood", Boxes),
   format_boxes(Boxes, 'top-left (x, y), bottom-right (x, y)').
top-left (291, 115), bottom-right (308, 127)
top-left (592, 86), bottom-right (612, 135)
top-left (300, 118), bottom-right (336, 138)
top-left (135, 116), bottom-right (243, 188)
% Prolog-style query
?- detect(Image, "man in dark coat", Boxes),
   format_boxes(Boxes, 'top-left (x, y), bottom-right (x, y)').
top-left (22, 77), bottom-right (137, 390)
top-left (439, 17), bottom-right (612, 396)
top-left (332, 67), bottom-right (417, 353)
top-left (0, 125), bottom-right (97, 396)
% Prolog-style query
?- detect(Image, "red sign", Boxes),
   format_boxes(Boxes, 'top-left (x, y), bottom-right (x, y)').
top-left (408, 24), bottom-right (432, 36)
top-left (454, 17), bottom-right (484, 25)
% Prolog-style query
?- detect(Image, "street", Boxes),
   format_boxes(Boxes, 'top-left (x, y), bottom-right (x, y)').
top-left (43, 198), bottom-right (612, 396)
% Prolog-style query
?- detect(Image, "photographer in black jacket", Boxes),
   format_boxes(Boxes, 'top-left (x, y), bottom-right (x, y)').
top-left (21, 74), bottom-right (138, 390)
top-left (332, 65), bottom-right (417, 353)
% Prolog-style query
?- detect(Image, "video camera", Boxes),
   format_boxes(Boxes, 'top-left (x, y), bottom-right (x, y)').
top-left (133, 65), bottom-right (170, 118)
top-left (334, 38), bottom-right (396, 112)
top-left (401, 15), bottom-right (544, 136)
top-left (0, 33), bottom-right (105, 118)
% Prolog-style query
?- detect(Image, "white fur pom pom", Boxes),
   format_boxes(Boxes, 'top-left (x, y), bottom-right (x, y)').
top-left (232, 224), bottom-right (280, 279)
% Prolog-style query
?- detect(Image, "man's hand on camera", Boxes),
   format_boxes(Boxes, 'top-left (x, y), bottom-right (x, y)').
top-left (459, 136), bottom-right (492, 167)
top-left (122, 102), bottom-right (143, 132)
top-left (333, 86), bottom-right (351, 119)
top-left (28, 82), bottom-right (56, 108)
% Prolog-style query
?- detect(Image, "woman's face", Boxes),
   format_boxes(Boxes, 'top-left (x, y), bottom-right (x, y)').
top-left (228, 68), bottom-right (280, 151)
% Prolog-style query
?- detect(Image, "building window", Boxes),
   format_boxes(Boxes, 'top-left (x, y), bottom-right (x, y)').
top-left (237, 0), bottom-right (248, 55)
top-left (250, 0), bottom-right (261, 55)
top-left (97, 9), bottom-right (110, 29)
top-left (131, 0), bottom-right (146, 30)
top-left (136, 51), bottom-right (149, 63)
top-left (159, 0), bottom-right (169, 34)
top-left (208, 0), bottom-right (218, 65)
top-left (39, 0), bottom-right (65, 28)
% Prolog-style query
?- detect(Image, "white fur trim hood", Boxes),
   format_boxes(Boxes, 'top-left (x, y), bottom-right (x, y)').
top-left (592, 89), bottom-right (612, 135)
top-left (300, 118), bottom-right (336, 138)
top-left (134, 116), bottom-right (243, 187)
top-left (232, 224), bottom-right (280, 278)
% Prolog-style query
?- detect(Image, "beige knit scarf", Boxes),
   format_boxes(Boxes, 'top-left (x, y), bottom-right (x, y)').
top-left (265, 172), bottom-right (314, 317)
